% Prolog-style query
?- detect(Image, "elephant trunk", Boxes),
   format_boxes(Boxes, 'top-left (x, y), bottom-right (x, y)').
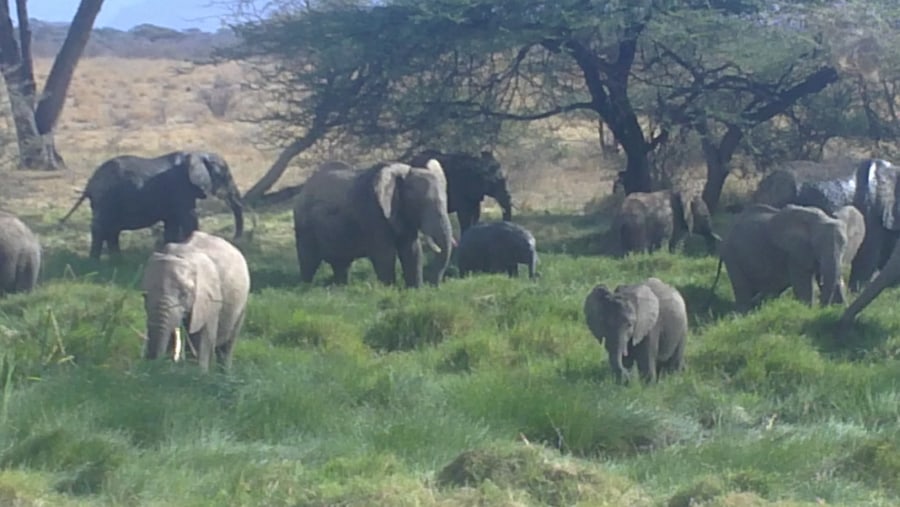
top-left (145, 303), bottom-right (184, 360)
top-left (492, 182), bottom-right (513, 221)
top-left (225, 190), bottom-right (245, 241)
top-left (607, 336), bottom-right (630, 383)
top-left (422, 211), bottom-right (454, 285)
top-left (819, 244), bottom-right (844, 305)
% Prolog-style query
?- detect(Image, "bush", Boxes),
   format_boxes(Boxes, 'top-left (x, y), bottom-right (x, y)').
top-left (363, 301), bottom-right (471, 352)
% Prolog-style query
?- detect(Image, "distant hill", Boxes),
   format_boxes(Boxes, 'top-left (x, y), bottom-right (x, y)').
top-left (27, 19), bottom-right (237, 60)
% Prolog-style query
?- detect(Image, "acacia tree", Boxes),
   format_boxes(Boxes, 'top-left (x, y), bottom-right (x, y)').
top-left (0, 0), bottom-right (104, 170)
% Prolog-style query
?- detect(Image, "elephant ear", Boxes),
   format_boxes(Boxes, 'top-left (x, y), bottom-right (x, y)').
top-left (188, 253), bottom-right (223, 334)
top-left (373, 162), bottom-right (412, 228)
top-left (874, 161), bottom-right (900, 230)
top-left (583, 285), bottom-right (613, 344)
top-left (769, 205), bottom-right (816, 256)
top-left (186, 153), bottom-right (213, 197)
top-left (622, 284), bottom-right (660, 347)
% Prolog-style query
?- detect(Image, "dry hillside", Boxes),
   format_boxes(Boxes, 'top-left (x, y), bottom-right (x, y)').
top-left (0, 56), bottom-right (623, 216)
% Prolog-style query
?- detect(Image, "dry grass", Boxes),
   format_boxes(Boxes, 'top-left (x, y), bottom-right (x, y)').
top-left (0, 56), bottom-right (756, 218)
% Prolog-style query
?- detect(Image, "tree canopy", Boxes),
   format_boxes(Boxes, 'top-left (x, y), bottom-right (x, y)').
top-left (224, 0), bottom-right (900, 208)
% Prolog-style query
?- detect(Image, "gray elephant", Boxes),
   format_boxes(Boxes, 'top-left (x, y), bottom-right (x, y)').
top-left (141, 231), bottom-right (250, 372)
top-left (584, 277), bottom-right (688, 383)
top-left (0, 211), bottom-right (41, 296)
top-left (456, 221), bottom-right (538, 279)
top-left (613, 189), bottom-right (719, 255)
top-left (59, 151), bottom-right (245, 259)
top-left (711, 204), bottom-right (862, 312)
top-left (292, 159), bottom-right (453, 287)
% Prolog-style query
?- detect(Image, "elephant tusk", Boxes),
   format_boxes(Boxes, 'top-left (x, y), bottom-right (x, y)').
top-left (173, 328), bottom-right (183, 362)
top-left (130, 325), bottom-right (147, 343)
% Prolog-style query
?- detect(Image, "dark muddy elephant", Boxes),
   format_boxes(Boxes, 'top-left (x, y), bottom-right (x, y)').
top-left (849, 158), bottom-right (900, 291)
top-left (456, 221), bottom-right (538, 279)
top-left (60, 151), bottom-right (245, 259)
top-left (408, 149), bottom-right (512, 233)
top-left (292, 159), bottom-right (454, 288)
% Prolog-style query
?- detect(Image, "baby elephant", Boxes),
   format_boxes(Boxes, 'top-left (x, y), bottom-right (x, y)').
top-left (0, 211), bottom-right (41, 296)
top-left (583, 277), bottom-right (688, 383)
top-left (456, 221), bottom-right (538, 278)
top-left (141, 231), bottom-right (250, 373)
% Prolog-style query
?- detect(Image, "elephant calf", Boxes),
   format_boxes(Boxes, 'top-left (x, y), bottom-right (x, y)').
top-left (584, 277), bottom-right (688, 383)
top-left (456, 221), bottom-right (538, 279)
top-left (0, 211), bottom-right (41, 296)
top-left (613, 189), bottom-right (719, 256)
top-left (141, 231), bottom-right (250, 373)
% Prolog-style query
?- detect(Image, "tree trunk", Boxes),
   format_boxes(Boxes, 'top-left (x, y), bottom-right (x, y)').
top-left (244, 126), bottom-right (326, 203)
top-left (0, 0), bottom-right (102, 170)
top-left (700, 126), bottom-right (743, 213)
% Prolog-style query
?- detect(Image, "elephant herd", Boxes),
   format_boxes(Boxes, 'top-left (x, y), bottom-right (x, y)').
top-left (3, 150), bottom-right (899, 379)
top-left (0, 148), bottom-right (529, 372)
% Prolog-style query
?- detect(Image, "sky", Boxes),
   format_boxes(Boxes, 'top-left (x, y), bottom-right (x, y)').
top-left (24, 0), bottom-right (230, 32)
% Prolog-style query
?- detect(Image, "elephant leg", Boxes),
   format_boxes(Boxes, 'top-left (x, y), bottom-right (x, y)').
top-left (370, 249), bottom-right (398, 286)
top-left (216, 308), bottom-right (245, 371)
top-left (397, 240), bottom-right (423, 288)
top-left (633, 341), bottom-right (657, 383)
top-left (659, 339), bottom-right (686, 376)
top-left (668, 228), bottom-right (687, 253)
top-left (194, 326), bottom-right (217, 374)
top-left (787, 264), bottom-right (815, 306)
top-left (89, 226), bottom-right (104, 259)
top-left (457, 207), bottom-right (475, 233)
top-left (295, 231), bottom-right (322, 283)
top-left (106, 231), bottom-right (122, 257)
top-left (727, 265), bottom-right (757, 313)
top-left (330, 261), bottom-right (351, 285)
top-left (507, 264), bottom-right (518, 278)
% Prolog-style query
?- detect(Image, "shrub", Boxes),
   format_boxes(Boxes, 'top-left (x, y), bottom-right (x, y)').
top-left (363, 301), bottom-right (471, 352)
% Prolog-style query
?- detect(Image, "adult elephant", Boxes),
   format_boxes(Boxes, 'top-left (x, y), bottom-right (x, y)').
top-left (292, 159), bottom-right (454, 288)
top-left (848, 158), bottom-right (900, 291)
top-left (59, 151), bottom-right (245, 259)
top-left (838, 239), bottom-right (900, 333)
top-left (408, 149), bottom-right (512, 233)
top-left (613, 189), bottom-right (719, 255)
top-left (710, 204), bottom-right (861, 312)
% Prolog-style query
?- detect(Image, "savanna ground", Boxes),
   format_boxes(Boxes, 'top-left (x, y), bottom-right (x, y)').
top-left (1, 58), bottom-right (899, 506)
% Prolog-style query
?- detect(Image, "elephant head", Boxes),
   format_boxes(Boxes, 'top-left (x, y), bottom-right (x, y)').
top-left (374, 159), bottom-right (454, 285)
top-left (769, 205), bottom-right (849, 305)
top-left (178, 151), bottom-right (245, 241)
top-left (672, 190), bottom-right (720, 253)
top-left (141, 250), bottom-right (221, 362)
top-left (753, 169), bottom-right (799, 208)
top-left (479, 151), bottom-right (513, 221)
top-left (584, 283), bottom-right (660, 382)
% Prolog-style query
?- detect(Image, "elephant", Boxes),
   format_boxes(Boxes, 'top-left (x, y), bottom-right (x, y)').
top-left (612, 189), bottom-right (720, 255)
top-left (59, 151), bottom-right (245, 259)
top-left (583, 277), bottom-right (688, 383)
top-left (0, 211), bottom-right (41, 296)
top-left (710, 204), bottom-right (860, 312)
top-left (140, 231), bottom-right (250, 372)
top-left (408, 149), bottom-right (512, 233)
top-left (456, 221), bottom-right (538, 279)
top-left (292, 159), bottom-right (454, 288)
top-left (848, 158), bottom-right (900, 291)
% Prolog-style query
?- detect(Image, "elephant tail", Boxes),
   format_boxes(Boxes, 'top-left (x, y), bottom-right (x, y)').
top-left (59, 192), bottom-right (89, 225)
top-left (705, 256), bottom-right (725, 311)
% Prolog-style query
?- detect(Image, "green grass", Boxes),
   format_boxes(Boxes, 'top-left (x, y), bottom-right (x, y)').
top-left (1, 208), bottom-right (900, 506)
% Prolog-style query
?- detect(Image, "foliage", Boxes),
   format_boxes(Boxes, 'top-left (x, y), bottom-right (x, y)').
top-left (1, 208), bottom-right (900, 505)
